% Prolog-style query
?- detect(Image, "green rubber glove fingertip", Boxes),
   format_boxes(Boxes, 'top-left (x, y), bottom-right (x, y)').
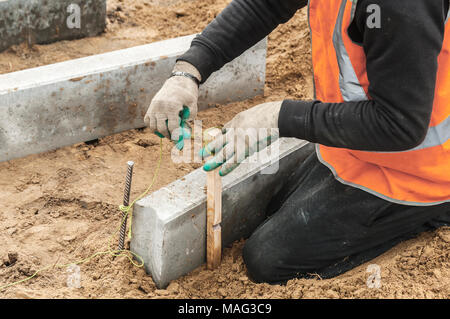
top-left (203, 160), bottom-right (219, 172)
top-left (154, 131), bottom-right (165, 139)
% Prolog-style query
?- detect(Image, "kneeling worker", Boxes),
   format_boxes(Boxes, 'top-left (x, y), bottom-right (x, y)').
top-left (144, 0), bottom-right (450, 284)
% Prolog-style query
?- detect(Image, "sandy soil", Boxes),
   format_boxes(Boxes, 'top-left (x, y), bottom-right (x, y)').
top-left (0, 0), bottom-right (449, 299)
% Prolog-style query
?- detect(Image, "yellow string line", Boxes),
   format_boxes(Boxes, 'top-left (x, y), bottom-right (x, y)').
top-left (0, 138), bottom-right (163, 292)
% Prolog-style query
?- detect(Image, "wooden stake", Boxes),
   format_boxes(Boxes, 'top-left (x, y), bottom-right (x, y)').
top-left (207, 167), bottom-right (222, 269)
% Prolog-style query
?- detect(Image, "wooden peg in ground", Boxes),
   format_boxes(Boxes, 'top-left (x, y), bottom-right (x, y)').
top-left (205, 128), bottom-right (223, 270)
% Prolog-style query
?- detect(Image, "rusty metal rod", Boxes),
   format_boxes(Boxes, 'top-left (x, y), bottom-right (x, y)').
top-left (118, 161), bottom-right (134, 251)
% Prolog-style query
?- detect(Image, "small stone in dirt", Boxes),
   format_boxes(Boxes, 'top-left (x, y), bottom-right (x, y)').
top-left (135, 139), bottom-right (155, 148)
top-left (231, 263), bottom-right (241, 272)
top-left (155, 289), bottom-right (170, 296)
top-left (13, 292), bottom-right (32, 299)
top-left (80, 201), bottom-right (97, 210)
top-left (62, 235), bottom-right (76, 242)
top-left (7, 228), bottom-right (17, 236)
top-left (19, 221), bottom-right (32, 229)
top-left (239, 276), bottom-right (248, 281)
top-left (218, 288), bottom-right (228, 297)
top-left (50, 211), bottom-right (60, 218)
top-left (19, 266), bottom-right (35, 277)
top-left (175, 9), bottom-right (188, 17)
top-left (8, 253), bottom-right (18, 265)
top-left (167, 282), bottom-right (179, 292)
top-left (3, 252), bottom-right (18, 267)
top-left (433, 269), bottom-right (442, 279)
top-left (6, 221), bottom-right (18, 229)
top-left (325, 289), bottom-right (340, 299)
top-left (438, 231), bottom-right (450, 243)
top-left (137, 285), bottom-right (149, 294)
top-left (421, 246), bottom-right (434, 259)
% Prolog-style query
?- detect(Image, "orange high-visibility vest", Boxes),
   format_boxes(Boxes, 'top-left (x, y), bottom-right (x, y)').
top-left (309, 0), bottom-right (450, 205)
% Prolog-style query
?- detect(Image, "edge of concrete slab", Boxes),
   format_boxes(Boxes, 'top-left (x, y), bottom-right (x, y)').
top-left (0, 34), bottom-right (266, 162)
top-left (131, 139), bottom-right (314, 288)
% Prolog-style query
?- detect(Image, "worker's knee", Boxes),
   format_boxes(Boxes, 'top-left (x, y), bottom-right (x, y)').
top-left (242, 236), bottom-right (281, 284)
top-left (242, 216), bottom-right (330, 284)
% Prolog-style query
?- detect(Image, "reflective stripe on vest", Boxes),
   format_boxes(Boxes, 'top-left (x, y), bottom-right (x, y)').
top-left (333, 0), bottom-right (367, 102)
top-left (410, 116), bottom-right (450, 151)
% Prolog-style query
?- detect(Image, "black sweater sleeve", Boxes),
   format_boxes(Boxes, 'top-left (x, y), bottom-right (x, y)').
top-left (279, 0), bottom-right (448, 151)
top-left (178, 0), bottom-right (307, 82)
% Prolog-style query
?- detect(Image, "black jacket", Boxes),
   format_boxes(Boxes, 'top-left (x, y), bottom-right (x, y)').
top-left (179, 0), bottom-right (449, 151)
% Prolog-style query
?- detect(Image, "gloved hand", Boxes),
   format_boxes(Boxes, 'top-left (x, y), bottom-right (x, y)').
top-left (144, 61), bottom-right (201, 142)
top-left (200, 101), bottom-right (282, 176)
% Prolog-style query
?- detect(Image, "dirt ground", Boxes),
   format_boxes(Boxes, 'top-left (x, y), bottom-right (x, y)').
top-left (0, 0), bottom-right (449, 299)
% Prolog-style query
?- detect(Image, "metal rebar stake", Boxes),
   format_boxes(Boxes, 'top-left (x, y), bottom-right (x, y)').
top-left (118, 161), bottom-right (134, 251)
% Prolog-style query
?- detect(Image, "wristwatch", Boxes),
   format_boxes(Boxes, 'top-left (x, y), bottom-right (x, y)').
top-left (171, 71), bottom-right (201, 87)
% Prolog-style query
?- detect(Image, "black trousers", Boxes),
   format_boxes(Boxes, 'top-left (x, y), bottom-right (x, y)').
top-left (243, 149), bottom-right (450, 284)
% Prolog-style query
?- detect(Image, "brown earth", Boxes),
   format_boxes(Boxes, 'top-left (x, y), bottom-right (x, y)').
top-left (0, 0), bottom-right (449, 299)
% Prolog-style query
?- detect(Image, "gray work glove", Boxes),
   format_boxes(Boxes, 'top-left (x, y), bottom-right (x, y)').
top-left (144, 61), bottom-right (201, 140)
top-left (200, 101), bottom-right (282, 176)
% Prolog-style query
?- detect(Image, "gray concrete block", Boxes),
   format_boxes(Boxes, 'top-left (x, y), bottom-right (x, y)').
top-left (0, 34), bottom-right (266, 161)
top-left (0, 0), bottom-right (106, 52)
top-left (131, 139), bottom-right (314, 288)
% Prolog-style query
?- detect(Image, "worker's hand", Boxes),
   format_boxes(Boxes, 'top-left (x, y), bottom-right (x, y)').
top-left (144, 61), bottom-right (201, 141)
top-left (200, 101), bottom-right (282, 176)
